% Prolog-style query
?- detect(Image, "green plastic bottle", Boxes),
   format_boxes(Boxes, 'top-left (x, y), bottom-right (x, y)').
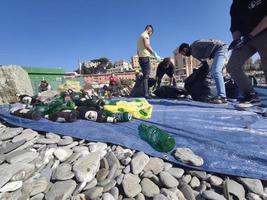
top-left (103, 110), bottom-right (132, 122)
top-left (138, 123), bottom-right (176, 152)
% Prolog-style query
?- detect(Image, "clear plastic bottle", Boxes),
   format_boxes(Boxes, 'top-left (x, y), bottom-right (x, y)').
top-left (138, 123), bottom-right (175, 152)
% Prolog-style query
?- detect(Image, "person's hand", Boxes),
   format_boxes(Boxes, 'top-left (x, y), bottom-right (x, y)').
top-left (228, 38), bottom-right (241, 50)
top-left (229, 34), bottom-right (253, 50)
top-left (152, 51), bottom-right (161, 61)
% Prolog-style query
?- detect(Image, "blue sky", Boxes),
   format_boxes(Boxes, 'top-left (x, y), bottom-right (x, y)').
top-left (0, 0), bottom-right (232, 71)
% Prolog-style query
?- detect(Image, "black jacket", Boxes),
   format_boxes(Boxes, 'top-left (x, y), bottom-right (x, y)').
top-left (230, 0), bottom-right (267, 36)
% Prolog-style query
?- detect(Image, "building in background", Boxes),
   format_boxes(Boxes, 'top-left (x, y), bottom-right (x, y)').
top-left (107, 60), bottom-right (133, 74)
top-left (173, 48), bottom-right (200, 81)
top-left (131, 55), bottom-right (140, 69)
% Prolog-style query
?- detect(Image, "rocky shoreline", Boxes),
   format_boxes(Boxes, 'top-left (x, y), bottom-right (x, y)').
top-left (0, 120), bottom-right (266, 200)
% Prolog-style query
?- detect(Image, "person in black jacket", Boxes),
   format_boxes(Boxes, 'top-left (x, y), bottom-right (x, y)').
top-left (155, 57), bottom-right (176, 88)
top-left (226, 0), bottom-right (267, 105)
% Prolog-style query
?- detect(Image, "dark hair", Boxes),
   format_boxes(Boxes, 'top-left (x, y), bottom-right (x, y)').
top-left (145, 25), bottom-right (154, 33)
top-left (179, 43), bottom-right (190, 53)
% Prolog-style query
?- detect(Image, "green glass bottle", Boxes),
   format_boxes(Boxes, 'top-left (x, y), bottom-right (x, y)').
top-left (138, 123), bottom-right (176, 152)
top-left (103, 110), bottom-right (132, 122)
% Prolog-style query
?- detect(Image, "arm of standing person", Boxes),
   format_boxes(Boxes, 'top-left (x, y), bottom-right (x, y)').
top-left (250, 16), bottom-right (267, 36)
top-left (143, 36), bottom-right (154, 54)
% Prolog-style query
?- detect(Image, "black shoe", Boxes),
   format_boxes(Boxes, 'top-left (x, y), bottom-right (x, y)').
top-left (240, 93), bottom-right (261, 106)
top-left (209, 96), bottom-right (228, 104)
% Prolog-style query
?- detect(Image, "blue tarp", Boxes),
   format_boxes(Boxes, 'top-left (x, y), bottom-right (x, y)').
top-left (0, 99), bottom-right (267, 180)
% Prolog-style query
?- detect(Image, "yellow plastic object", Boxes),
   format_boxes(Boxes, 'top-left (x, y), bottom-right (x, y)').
top-left (58, 80), bottom-right (81, 92)
top-left (104, 98), bottom-right (153, 119)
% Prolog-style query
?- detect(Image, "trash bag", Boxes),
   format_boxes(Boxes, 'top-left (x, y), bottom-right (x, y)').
top-left (153, 86), bottom-right (188, 99)
top-left (184, 61), bottom-right (213, 102)
top-left (130, 76), bottom-right (156, 97)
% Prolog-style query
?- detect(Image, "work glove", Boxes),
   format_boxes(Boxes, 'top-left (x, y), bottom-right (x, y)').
top-left (152, 51), bottom-right (162, 61)
top-left (229, 34), bottom-right (253, 50)
top-left (228, 38), bottom-right (241, 50)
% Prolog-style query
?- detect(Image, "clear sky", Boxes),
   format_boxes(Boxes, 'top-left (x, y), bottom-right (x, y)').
top-left (0, 0), bottom-right (233, 71)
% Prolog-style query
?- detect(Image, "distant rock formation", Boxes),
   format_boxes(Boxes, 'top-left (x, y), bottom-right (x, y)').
top-left (0, 65), bottom-right (33, 105)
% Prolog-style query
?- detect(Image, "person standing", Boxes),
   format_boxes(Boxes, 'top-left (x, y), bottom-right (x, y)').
top-left (178, 39), bottom-right (228, 104)
top-left (137, 25), bottom-right (160, 99)
top-left (155, 57), bottom-right (176, 88)
top-left (226, 0), bottom-right (267, 105)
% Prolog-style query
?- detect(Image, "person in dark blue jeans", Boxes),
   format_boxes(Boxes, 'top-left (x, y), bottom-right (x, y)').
top-left (137, 25), bottom-right (159, 98)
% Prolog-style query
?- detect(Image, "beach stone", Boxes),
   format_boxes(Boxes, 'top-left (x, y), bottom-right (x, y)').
top-left (209, 175), bottom-right (223, 186)
top-left (141, 178), bottom-right (160, 197)
top-left (179, 183), bottom-right (196, 200)
top-left (182, 174), bottom-right (192, 184)
top-left (0, 154), bottom-right (5, 164)
top-left (84, 178), bottom-right (98, 190)
top-left (53, 147), bottom-right (73, 162)
top-left (0, 139), bottom-right (26, 154)
top-left (53, 163), bottom-right (74, 180)
top-left (116, 174), bottom-right (124, 185)
top-left (40, 160), bottom-right (53, 180)
top-left (163, 162), bottom-right (173, 171)
top-left (103, 192), bottom-right (115, 200)
top-left (30, 177), bottom-right (49, 196)
top-left (0, 166), bottom-right (13, 188)
top-left (96, 168), bottom-right (110, 181)
top-left (202, 190), bottom-right (226, 200)
top-left (89, 142), bottom-right (107, 152)
top-left (122, 173), bottom-right (142, 198)
top-left (11, 164), bottom-right (35, 181)
top-left (30, 193), bottom-right (45, 200)
top-left (174, 148), bottom-right (204, 166)
top-left (153, 194), bottom-right (168, 200)
top-left (6, 149), bottom-right (38, 164)
top-left (0, 127), bottom-right (23, 140)
top-left (161, 188), bottom-right (179, 200)
top-left (0, 181), bottom-right (23, 192)
top-left (141, 170), bottom-right (154, 178)
top-left (45, 180), bottom-right (76, 200)
top-left (143, 157), bottom-right (164, 175)
top-left (189, 171), bottom-right (207, 180)
top-left (131, 152), bottom-right (150, 175)
top-left (123, 165), bottom-right (131, 174)
top-left (121, 157), bottom-right (131, 165)
top-left (238, 177), bottom-right (264, 195)
top-left (106, 151), bottom-right (121, 168)
top-left (37, 132), bottom-right (60, 144)
top-left (159, 171), bottom-right (179, 188)
top-left (167, 167), bottom-right (184, 179)
top-left (12, 129), bottom-right (38, 143)
top-left (135, 193), bottom-right (145, 200)
top-left (103, 180), bottom-right (117, 192)
top-left (107, 163), bottom-right (118, 180)
top-left (109, 187), bottom-right (119, 200)
top-left (247, 192), bottom-right (262, 200)
top-left (84, 186), bottom-right (103, 200)
top-left (64, 141), bottom-right (79, 148)
top-left (58, 136), bottom-right (73, 146)
top-left (13, 137), bottom-right (39, 153)
top-left (169, 188), bottom-right (187, 200)
top-left (190, 176), bottom-right (200, 188)
top-left (73, 152), bottom-right (101, 182)
top-left (72, 146), bottom-right (89, 153)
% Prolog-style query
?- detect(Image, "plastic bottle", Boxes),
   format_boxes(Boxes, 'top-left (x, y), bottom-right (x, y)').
top-left (104, 110), bottom-right (132, 122)
top-left (48, 110), bottom-right (78, 122)
top-left (77, 106), bottom-right (117, 123)
top-left (138, 123), bottom-right (175, 152)
top-left (10, 108), bottom-right (42, 121)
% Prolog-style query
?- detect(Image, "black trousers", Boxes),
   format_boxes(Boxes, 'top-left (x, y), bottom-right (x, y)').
top-left (139, 57), bottom-right (151, 96)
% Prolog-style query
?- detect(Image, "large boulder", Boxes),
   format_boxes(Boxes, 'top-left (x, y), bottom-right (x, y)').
top-left (0, 65), bottom-right (33, 104)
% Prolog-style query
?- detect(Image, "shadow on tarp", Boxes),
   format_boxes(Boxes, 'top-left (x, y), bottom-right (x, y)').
top-left (1, 98), bottom-right (267, 180)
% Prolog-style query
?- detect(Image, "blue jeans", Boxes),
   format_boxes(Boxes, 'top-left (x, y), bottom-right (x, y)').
top-left (211, 46), bottom-right (228, 98)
